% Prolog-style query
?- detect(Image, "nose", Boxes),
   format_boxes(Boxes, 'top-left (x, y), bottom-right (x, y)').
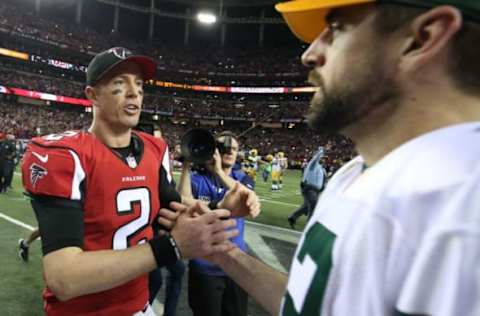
top-left (301, 29), bottom-right (330, 68)
top-left (125, 79), bottom-right (139, 99)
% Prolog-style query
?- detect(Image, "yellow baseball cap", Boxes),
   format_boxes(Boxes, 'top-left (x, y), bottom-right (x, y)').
top-left (276, 0), bottom-right (480, 43)
top-left (275, 0), bottom-right (374, 43)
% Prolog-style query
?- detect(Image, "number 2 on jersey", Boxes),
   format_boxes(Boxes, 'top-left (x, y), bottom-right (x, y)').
top-left (113, 188), bottom-right (151, 250)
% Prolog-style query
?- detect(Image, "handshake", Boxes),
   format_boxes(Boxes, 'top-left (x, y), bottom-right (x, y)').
top-left (157, 182), bottom-right (261, 261)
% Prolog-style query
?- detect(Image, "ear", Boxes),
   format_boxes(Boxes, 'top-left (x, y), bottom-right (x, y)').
top-left (85, 86), bottom-right (99, 105)
top-left (399, 6), bottom-right (462, 71)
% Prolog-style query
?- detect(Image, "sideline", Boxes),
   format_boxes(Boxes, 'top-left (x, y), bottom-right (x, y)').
top-left (0, 212), bottom-right (35, 231)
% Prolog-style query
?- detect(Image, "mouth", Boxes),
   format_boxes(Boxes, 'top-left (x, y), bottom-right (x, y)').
top-left (123, 104), bottom-right (140, 115)
top-left (308, 70), bottom-right (324, 88)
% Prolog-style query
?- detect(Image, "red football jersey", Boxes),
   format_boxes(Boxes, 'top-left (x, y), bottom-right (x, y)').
top-left (22, 130), bottom-right (169, 316)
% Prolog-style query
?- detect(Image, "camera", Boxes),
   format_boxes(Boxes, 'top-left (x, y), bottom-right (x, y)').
top-left (180, 129), bottom-right (234, 164)
top-left (180, 129), bottom-right (216, 164)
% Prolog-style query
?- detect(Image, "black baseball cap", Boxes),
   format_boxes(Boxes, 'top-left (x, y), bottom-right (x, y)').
top-left (86, 47), bottom-right (157, 86)
top-left (276, 0), bottom-right (480, 43)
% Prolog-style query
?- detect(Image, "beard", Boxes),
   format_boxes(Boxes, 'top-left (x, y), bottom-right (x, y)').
top-left (306, 52), bottom-right (400, 135)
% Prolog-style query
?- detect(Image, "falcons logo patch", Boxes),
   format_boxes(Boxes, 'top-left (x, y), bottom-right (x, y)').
top-left (30, 163), bottom-right (48, 186)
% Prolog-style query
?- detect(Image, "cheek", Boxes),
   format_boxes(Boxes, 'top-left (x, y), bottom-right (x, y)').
top-left (326, 36), bottom-right (361, 85)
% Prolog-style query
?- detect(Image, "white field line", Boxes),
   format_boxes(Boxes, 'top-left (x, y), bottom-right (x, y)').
top-left (0, 212), bottom-right (35, 231)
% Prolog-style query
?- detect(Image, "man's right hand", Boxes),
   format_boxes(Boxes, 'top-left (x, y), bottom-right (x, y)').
top-left (169, 202), bottom-right (239, 259)
top-left (206, 149), bottom-right (223, 175)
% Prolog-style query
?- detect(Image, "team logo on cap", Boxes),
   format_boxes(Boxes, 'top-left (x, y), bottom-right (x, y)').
top-left (107, 47), bottom-right (131, 60)
top-left (30, 163), bottom-right (48, 187)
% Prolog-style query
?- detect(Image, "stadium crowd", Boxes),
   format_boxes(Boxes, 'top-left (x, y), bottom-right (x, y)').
top-left (0, 0), bottom-right (355, 174)
top-left (0, 99), bottom-right (90, 139)
top-left (0, 67), bottom-right (85, 99)
top-left (0, 0), bottom-right (307, 79)
top-left (0, 99), bottom-right (356, 173)
top-left (0, 65), bottom-right (309, 120)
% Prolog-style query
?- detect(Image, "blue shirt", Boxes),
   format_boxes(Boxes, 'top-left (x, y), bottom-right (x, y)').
top-left (302, 149), bottom-right (326, 190)
top-left (190, 168), bottom-right (255, 276)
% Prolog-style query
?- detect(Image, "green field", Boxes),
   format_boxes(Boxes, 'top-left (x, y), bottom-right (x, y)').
top-left (0, 170), bottom-right (305, 315)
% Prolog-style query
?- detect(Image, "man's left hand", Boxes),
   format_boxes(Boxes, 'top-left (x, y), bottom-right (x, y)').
top-left (218, 182), bottom-right (261, 218)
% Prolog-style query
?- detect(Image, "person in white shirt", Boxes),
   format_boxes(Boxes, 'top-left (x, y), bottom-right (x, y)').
top-left (164, 0), bottom-right (480, 315)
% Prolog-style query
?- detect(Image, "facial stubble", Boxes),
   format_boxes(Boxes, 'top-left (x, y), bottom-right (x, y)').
top-left (306, 47), bottom-right (399, 135)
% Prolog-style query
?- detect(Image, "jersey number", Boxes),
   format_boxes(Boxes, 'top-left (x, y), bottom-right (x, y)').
top-left (44, 131), bottom-right (79, 141)
top-left (113, 188), bottom-right (151, 250)
top-left (282, 223), bottom-right (336, 315)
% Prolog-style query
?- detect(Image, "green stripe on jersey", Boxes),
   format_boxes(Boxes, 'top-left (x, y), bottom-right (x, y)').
top-left (282, 222), bottom-right (336, 315)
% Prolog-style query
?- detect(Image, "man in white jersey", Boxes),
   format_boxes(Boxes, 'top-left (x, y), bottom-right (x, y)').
top-left (164, 0), bottom-right (480, 315)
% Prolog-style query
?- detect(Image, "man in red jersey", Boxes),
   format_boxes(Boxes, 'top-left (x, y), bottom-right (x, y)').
top-left (21, 47), bottom-right (259, 316)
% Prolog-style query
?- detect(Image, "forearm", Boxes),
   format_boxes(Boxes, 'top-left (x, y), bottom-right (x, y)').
top-left (216, 170), bottom-right (238, 190)
top-left (218, 248), bottom-right (288, 315)
top-left (43, 244), bottom-right (157, 301)
top-left (177, 164), bottom-right (193, 198)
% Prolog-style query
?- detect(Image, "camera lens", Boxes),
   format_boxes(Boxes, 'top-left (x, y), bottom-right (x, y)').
top-left (181, 129), bottom-right (216, 164)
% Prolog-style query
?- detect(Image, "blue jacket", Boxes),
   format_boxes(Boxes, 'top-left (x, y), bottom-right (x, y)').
top-left (190, 168), bottom-right (255, 276)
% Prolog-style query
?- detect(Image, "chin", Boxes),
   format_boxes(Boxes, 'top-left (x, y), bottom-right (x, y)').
top-left (125, 119), bottom-right (140, 129)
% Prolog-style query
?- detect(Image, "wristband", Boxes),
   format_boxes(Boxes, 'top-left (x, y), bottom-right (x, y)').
top-left (148, 234), bottom-right (181, 267)
top-left (168, 234), bottom-right (182, 260)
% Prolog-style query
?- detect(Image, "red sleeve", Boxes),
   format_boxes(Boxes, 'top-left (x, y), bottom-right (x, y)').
top-left (22, 142), bottom-right (86, 201)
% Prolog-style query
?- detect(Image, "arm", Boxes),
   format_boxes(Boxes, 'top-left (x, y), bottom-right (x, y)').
top-left (176, 161), bottom-right (198, 206)
top-left (163, 156), bottom-right (259, 217)
top-left (216, 168), bottom-right (238, 190)
top-left (207, 149), bottom-right (238, 190)
top-left (43, 244), bottom-right (157, 301)
top-left (31, 197), bottom-right (159, 301)
top-left (215, 248), bottom-right (288, 316)
top-left (209, 149), bottom-right (255, 193)
top-left (159, 163), bottom-right (196, 207)
top-left (177, 161), bottom-right (193, 199)
top-left (33, 197), bottom-right (237, 301)
top-left (162, 202), bottom-right (284, 315)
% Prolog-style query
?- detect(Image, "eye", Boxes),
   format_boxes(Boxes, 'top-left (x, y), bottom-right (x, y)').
top-left (327, 21), bottom-right (345, 34)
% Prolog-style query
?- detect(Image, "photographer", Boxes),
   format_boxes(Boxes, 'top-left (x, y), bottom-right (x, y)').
top-left (178, 131), bottom-right (257, 316)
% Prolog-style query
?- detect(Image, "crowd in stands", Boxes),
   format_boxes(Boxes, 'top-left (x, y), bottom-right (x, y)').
top-left (0, 0), bottom-right (356, 173)
top-left (0, 99), bottom-right (356, 173)
top-left (0, 67), bottom-right (85, 99)
top-left (0, 0), bottom-right (307, 80)
top-left (151, 46), bottom-right (307, 77)
top-left (0, 99), bottom-right (91, 139)
top-left (145, 92), bottom-right (309, 120)
top-left (0, 37), bottom-right (308, 87)
top-left (0, 65), bottom-right (310, 120)
top-left (0, 1), bottom-right (119, 54)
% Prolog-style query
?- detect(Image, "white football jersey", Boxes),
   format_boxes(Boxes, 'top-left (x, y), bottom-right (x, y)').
top-left (281, 122), bottom-right (480, 316)
top-left (272, 158), bottom-right (282, 172)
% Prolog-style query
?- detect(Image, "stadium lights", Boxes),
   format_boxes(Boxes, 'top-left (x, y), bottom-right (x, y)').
top-left (197, 12), bottom-right (217, 24)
